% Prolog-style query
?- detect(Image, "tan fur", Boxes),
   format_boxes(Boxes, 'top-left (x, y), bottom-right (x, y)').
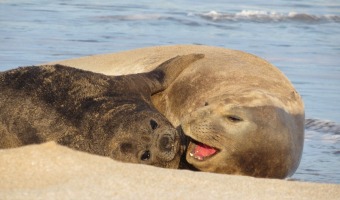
top-left (49, 45), bottom-right (305, 178)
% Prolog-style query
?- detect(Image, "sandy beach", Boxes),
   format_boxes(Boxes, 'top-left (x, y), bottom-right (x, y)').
top-left (1, 142), bottom-right (339, 200)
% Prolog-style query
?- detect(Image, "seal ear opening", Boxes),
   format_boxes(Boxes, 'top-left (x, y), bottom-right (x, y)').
top-left (150, 119), bottom-right (158, 130)
top-left (120, 142), bottom-right (134, 154)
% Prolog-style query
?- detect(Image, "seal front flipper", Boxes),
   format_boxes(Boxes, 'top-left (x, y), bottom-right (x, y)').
top-left (143, 54), bottom-right (204, 94)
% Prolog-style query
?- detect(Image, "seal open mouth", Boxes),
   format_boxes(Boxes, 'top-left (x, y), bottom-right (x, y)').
top-left (189, 139), bottom-right (219, 161)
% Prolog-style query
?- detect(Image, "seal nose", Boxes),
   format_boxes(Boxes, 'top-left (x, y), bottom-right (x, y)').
top-left (159, 134), bottom-right (175, 152)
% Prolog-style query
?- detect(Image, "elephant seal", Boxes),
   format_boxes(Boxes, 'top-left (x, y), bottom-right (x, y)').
top-left (47, 45), bottom-right (305, 178)
top-left (0, 53), bottom-right (204, 169)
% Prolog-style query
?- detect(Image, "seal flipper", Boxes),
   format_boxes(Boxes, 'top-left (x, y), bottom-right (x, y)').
top-left (143, 54), bottom-right (204, 94)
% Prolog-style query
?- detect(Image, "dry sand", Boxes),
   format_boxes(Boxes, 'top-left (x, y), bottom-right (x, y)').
top-left (0, 142), bottom-right (339, 200)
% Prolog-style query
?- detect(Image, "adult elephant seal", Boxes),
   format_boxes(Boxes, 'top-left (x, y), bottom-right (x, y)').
top-left (48, 45), bottom-right (305, 178)
top-left (0, 54), bottom-right (204, 169)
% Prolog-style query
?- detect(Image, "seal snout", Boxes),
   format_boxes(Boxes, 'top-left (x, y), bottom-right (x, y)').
top-left (158, 134), bottom-right (175, 152)
top-left (155, 132), bottom-right (179, 162)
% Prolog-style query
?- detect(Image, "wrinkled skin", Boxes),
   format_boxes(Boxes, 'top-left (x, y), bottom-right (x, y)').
top-left (48, 45), bottom-right (305, 178)
top-left (0, 54), bottom-right (204, 168)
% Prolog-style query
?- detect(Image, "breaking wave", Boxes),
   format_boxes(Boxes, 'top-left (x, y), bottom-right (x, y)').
top-left (197, 10), bottom-right (340, 23)
top-left (95, 10), bottom-right (340, 25)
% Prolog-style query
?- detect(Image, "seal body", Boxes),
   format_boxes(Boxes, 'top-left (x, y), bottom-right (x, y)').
top-left (48, 45), bottom-right (305, 178)
top-left (0, 54), bottom-right (204, 169)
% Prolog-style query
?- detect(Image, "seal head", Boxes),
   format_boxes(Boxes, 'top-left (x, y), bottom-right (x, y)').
top-left (181, 91), bottom-right (304, 178)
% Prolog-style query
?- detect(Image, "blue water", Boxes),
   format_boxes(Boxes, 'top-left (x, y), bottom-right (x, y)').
top-left (1, 0), bottom-right (339, 184)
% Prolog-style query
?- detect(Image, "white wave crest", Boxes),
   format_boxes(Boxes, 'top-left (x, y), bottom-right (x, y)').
top-left (200, 10), bottom-right (340, 23)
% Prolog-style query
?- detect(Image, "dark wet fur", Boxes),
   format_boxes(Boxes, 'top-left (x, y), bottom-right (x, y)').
top-left (0, 54), bottom-right (204, 168)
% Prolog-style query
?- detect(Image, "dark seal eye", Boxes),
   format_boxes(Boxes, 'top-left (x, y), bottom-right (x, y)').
top-left (204, 102), bottom-right (209, 106)
top-left (150, 119), bottom-right (158, 130)
top-left (140, 150), bottom-right (151, 161)
top-left (226, 115), bottom-right (243, 122)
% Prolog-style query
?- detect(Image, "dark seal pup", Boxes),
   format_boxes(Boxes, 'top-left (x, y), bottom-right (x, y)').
top-left (0, 54), bottom-right (204, 169)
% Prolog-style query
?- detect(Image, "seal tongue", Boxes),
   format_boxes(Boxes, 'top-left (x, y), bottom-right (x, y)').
top-left (190, 142), bottom-right (217, 160)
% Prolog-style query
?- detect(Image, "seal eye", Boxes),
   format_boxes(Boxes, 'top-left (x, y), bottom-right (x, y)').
top-left (141, 150), bottom-right (151, 161)
top-left (226, 115), bottom-right (243, 122)
top-left (150, 119), bottom-right (158, 130)
top-left (204, 102), bottom-right (209, 106)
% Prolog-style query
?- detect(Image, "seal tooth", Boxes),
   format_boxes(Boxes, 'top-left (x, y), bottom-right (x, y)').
top-left (189, 151), bottom-right (204, 160)
top-left (195, 155), bottom-right (203, 161)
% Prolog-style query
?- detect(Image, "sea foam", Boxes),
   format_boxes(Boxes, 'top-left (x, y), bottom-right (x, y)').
top-left (199, 10), bottom-right (340, 23)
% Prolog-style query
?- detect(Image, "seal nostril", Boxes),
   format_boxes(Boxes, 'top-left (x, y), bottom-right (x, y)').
top-left (150, 119), bottom-right (158, 130)
top-left (159, 135), bottom-right (173, 152)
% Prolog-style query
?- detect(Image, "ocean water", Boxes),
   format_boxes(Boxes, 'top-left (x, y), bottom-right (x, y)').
top-left (0, 0), bottom-right (339, 184)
